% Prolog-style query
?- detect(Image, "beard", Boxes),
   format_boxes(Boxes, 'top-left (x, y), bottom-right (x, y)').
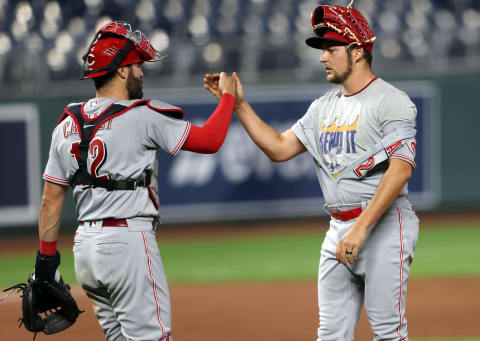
top-left (326, 52), bottom-right (353, 84)
top-left (126, 68), bottom-right (143, 100)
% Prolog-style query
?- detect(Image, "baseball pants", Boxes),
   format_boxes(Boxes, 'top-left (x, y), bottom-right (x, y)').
top-left (73, 220), bottom-right (172, 341)
top-left (317, 201), bottom-right (419, 341)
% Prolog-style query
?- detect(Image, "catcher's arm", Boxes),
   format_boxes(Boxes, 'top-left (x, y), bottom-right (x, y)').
top-left (36, 181), bottom-right (68, 282)
top-left (39, 181), bottom-right (68, 242)
top-left (2, 181), bottom-right (82, 336)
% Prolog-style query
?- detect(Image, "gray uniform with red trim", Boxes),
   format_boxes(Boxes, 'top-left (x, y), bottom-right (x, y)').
top-left (291, 78), bottom-right (419, 340)
top-left (44, 97), bottom-right (191, 341)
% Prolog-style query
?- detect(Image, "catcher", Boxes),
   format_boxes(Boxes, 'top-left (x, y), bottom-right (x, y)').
top-left (4, 21), bottom-right (236, 341)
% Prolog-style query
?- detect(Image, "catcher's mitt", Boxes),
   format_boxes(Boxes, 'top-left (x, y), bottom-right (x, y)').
top-left (306, 3), bottom-right (376, 52)
top-left (2, 251), bottom-right (83, 339)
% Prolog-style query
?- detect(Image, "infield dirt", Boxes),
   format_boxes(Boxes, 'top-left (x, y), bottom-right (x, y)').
top-left (1, 278), bottom-right (480, 340)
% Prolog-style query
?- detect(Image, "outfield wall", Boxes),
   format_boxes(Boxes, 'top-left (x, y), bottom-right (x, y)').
top-left (0, 72), bottom-right (478, 227)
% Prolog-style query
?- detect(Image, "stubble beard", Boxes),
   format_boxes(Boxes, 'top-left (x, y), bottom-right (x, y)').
top-left (126, 68), bottom-right (143, 100)
top-left (326, 52), bottom-right (353, 85)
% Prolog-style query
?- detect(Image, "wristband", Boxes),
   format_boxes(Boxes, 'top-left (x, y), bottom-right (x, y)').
top-left (40, 240), bottom-right (57, 256)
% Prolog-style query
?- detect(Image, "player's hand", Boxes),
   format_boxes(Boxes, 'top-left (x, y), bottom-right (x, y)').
top-left (203, 73), bottom-right (222, 101)
top-left (335, 224), bottom-right (367, 266)
top-left (218, 72), bottom-right (236, 97)
top-left (232, 72), bottom-right (245, 106)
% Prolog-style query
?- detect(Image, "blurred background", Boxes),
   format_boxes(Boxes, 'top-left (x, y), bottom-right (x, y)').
top-left (0, 0), bottom-right (479, 228)
top-left (0, 0), bottom-right (479, 94)
top-left (0, 1), bottom-right (479, 340)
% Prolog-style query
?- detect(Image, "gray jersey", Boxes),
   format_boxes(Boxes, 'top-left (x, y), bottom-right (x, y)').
top-left (43, 97), bottom-right (190, 221)
top-left (291, 78), bottom-right (417, 205)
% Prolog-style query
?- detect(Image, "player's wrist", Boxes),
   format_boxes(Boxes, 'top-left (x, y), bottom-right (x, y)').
top-left (40, 240), bottom-right (58, 256)
top-left (221, 91), bottom-right (235, 98)
top-left (35, 250), bottom-right (61, 282)
top-left (234, 98), bottom-right (247, 112)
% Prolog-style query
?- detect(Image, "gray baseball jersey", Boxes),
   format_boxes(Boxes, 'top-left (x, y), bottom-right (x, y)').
top-left (44, 97), bottom-right (190, 221)
top-left (291, 78), bottom-right (419, 340)
top-left (292, 78), bottom-right (417, 205)
top-left (44, 97), bottom-right (190, 340)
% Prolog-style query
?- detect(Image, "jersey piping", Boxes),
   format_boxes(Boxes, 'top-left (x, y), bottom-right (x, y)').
top-left (170, 122), bottom-right (191, 156)
top-left (343, 77), bottom-right (378, 97)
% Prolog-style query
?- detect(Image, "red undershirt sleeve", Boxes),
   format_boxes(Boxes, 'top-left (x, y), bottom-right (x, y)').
top-left (181, 93), bottom-right (235, 154)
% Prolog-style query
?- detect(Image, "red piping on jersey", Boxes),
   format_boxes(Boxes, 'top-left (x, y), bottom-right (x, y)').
top-left (181, 93), bottom-right (235, 153)
top-left (391, 154), bottom-right (416, 168)
top-left (147, 186), bottom-right (159, 210)
top-left (396, 208), bottom-right (406, 341)
top-left (80, 102), bottom-right (115, 122)
top-left (170, 122), bottom-right (191, 156)
top-left (43, 173), bottom-right (70, 185)
top-left (142, 232), bottom-right (166, 339)
top-left (343, 77), bottom-right (378, 97)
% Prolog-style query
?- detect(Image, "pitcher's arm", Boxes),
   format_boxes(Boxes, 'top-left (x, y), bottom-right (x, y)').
top-left (234, 100), bottom-right (306, 162)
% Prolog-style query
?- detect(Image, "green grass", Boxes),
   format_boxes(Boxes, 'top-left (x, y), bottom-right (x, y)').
top-left (158, 232), bottom-right (323, 284)
top-left (0, 223), bottom-right (479, 288)
top-left (410, 224), bottom-right (480, 278)
top-left (0, 251), bottom-right (77, 289)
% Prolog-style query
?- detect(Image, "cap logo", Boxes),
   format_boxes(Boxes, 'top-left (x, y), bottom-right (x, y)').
top-left (87, 53), bottom-right (95, 67)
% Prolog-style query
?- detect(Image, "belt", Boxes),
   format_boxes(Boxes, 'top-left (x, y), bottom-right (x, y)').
top-left (329, 207), bottom-right (362, 222)
top-left (79, 219), bottom-right (128, 227)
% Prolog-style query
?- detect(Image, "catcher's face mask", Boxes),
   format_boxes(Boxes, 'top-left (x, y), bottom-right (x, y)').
top-left (82, 21), bottom-right (166, 79)
top-left (306, 4), bottom-right (376, 52)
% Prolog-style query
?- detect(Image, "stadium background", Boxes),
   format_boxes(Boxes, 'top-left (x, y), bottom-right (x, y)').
top-left (0, 0), bottom-right (479, 340)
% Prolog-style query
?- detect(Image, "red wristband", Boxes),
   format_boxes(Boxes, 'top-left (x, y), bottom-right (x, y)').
top-left (40, 240), bottom-right (57, 256)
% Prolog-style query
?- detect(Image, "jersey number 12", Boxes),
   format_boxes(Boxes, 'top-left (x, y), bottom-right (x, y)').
top-left (70, 139), bottom-right (109, 180)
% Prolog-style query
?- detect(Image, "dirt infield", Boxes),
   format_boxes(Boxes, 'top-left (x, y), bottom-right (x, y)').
top-left (1, 278), bottom-right (480, 341)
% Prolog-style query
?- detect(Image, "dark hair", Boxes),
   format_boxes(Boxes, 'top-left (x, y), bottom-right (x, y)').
top-left (346, 45), bottom-right (372, 68)
top-left (93, 71), bottom-right (117, 90)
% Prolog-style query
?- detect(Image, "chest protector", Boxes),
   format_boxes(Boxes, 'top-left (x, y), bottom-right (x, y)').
top-left (59, 99), bottom-right (182, 191)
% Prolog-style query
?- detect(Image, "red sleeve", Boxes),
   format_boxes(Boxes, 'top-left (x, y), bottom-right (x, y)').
top-left (181, 93), bottom-right (235, 154)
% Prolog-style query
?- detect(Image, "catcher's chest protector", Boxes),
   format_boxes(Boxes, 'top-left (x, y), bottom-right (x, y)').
top-left (61, 100), bottom-right (151, 191)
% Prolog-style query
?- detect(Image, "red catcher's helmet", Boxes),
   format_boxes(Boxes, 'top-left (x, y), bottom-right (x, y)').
top-left (305, 4), bottom-right (376, 52)
top-left (82, 21), bottom-right (166, 79)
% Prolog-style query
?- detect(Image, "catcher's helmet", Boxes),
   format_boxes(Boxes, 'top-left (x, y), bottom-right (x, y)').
top-left (82, 21), bottom-right (166, 79)
top-left (306, 4), bottom-right (376, 52)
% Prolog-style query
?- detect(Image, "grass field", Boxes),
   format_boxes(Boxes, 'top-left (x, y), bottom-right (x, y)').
top-left (0, 222), bottom-right (479, 288)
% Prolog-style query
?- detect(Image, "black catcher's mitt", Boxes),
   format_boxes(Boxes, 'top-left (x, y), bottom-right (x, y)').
top-left (2, 251), bottom-right (82, 338)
